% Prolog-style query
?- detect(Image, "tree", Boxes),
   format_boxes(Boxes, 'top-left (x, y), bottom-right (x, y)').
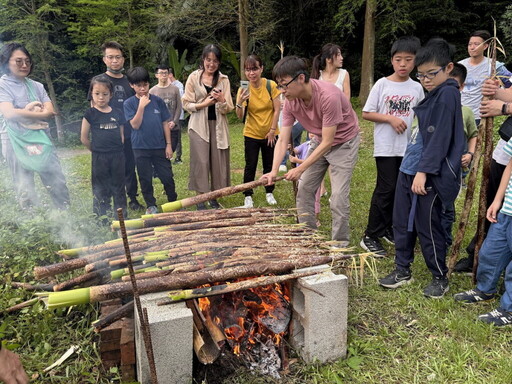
top-left (66, 0), bottom-right (158, 67)
top-left (0, 0), bottom-right (68, 141)
top-left (335, 0), bottom-right (414, 104)
top-left (155, 0), bottom-right (280, 81)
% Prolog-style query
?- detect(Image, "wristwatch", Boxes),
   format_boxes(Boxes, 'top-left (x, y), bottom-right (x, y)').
top-left (502, 102), bottom-right (509, 115)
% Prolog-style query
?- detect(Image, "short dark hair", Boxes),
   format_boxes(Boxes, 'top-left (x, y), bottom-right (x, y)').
top-left (415, 38), bottom-right (455, 68)
top-left (89, 74), bottom-right (114, 95)
top-left (155, 64), bottom-right (170, 72)
top-left (126, 67), bottom-right (150, 84)
top-left (449, 62), bottom-right (467, 84)
top-left (0, 42), bottom-right (33, 75)
top-left (168, 67), bottom-right (175, 75)
top-left (272, 56), bottom-right (310, 83)
top-left (391, 36), bottom-right (421, 58)
top-left (101, 41), bottom-right (125, 55)
top-left (470, 30), bottom-right (491, 42)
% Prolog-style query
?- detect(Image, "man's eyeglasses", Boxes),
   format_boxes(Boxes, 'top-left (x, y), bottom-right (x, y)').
top-left (12, 58), bottom-right (31, 67)
top-left (157, 72), bottom-right (169, 76)
top-left (416, 66), bottom-right (446, 81)
top-left (276, 73), bottom-right (301, 90)
top-left (105, 55), bottom-right (123, 61)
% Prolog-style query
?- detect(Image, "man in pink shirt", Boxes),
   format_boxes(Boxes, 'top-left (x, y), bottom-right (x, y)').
top-left (262, 56), bottom-right (360, 247)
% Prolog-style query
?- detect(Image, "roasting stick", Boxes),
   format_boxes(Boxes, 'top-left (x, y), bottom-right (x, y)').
top-left (117, 208), bottom-right (158, 384)
top-left (161, 176), bottom-right (285, 212)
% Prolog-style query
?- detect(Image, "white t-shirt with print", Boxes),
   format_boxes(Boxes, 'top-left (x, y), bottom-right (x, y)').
top-left (363, 77), bottom-right (424, 157)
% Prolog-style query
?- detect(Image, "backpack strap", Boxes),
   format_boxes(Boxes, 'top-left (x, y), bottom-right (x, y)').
top-left (242, 79), bottom-right (273, 124)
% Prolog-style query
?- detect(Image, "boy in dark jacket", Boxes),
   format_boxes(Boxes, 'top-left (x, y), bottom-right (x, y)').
top-left (379, 38), bottom-right (465, 298)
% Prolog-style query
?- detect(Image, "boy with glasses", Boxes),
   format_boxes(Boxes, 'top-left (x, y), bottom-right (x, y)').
top-left (379, 38), bottom-right (465, 298)
top-left (149, 65), bottom-right (182, 156)
top-left (262, 56), bottom-right (360, 248)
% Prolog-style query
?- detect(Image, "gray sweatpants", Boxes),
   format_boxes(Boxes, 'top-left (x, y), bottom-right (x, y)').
top-left (296, 134), bottom-right (360, 242)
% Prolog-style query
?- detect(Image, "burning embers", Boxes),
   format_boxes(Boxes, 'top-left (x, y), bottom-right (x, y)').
top-left (197, 281), bottom-right (291, 378)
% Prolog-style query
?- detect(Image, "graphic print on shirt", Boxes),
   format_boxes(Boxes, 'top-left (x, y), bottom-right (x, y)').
top-left (385, 95), bottom-right (415, 117)
top-left (100, 117), bottom-right (120, 130)
top-left (114, 85), bottom-right (126, 104)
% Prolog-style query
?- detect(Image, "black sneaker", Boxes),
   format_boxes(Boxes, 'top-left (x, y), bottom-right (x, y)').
top-left (379, 268), bottom-right (413, 289)
top-left (382, 227), bottom-right (394, 245)
top-left (174, 158), bottom-right (183, 164)
top-left (360, 235), bottom-right (387, 257)
top-left (129, 200), bottom-right (144, 211)
top-left (478, 308), bottom-right (512, 326)
top-left (196, 202), bottom-right (208, 210)
top-left (453, 257), bottom-right (473, 274)
top-left (423, 277), bottom-right (449, 298)
top-left (454, 289), bottom-right (495, 304)
top-left (209, 199), bottom-right (221, 209)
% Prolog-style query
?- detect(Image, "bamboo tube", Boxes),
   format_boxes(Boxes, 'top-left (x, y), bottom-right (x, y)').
top-left (44, 253), bottom-right (358, 308)
top-left (158, 268), bottom-right (330, 304)
top-left (92, 301), bottom-right (134, 333)
top-left (161, 177), bottom-right (284, 212)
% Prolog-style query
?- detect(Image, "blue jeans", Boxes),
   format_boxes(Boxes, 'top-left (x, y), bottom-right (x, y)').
top-left (477, 212), bottom-right (512, 311)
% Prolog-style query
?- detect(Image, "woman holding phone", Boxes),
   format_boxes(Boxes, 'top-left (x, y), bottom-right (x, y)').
top-left (182, 44), bottom-right (234, 210)
top-left (235, 54), bottom-right (281, 208)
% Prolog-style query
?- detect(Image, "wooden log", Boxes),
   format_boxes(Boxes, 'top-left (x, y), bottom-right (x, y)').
top-left (93, 301), bottom-right (135, 333)
top-left (53, 269), bottom-right (110, 292)
top-left (161, 177), bottom-right (285, 212)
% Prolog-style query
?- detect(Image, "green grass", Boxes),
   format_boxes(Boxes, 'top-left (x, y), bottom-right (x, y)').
top-left (1, 107), bottom-right (511, 383)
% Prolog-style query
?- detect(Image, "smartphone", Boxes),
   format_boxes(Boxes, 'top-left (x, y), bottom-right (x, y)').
top-left (240, 80), bottom-right (249, 89)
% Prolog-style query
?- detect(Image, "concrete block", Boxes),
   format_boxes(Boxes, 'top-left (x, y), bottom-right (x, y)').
top-left (135, 293), bottom-right (193, 384)
top-left (290, 265), bottom-right (348, 363)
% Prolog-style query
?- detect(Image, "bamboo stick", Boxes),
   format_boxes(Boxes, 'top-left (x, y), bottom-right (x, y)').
top-left (44, 252), bottom-right (358, 307)
top-left (157, 268), bottom-right (330, 304)
top-left (92, 301), bottom-right (134, 333)
top-left (160, 177), bottom-right (285, 212)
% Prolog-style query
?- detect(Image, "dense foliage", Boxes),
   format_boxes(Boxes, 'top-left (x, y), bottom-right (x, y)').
top-left (0, 0), bottom-right (511, 131)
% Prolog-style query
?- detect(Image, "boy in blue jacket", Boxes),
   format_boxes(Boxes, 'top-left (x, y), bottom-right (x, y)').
top-left (379, 38), bottom-right (465, 298)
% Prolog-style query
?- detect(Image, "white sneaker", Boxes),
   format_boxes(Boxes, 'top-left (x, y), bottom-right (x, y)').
top-left (243, 196), bottom-right (254, 208)
top-left (266, 193), bottom-right (277, 205)
top-left (278, 164), bottom-right (287, 172)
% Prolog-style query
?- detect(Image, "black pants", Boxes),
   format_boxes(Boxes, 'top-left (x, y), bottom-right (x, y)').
top-left (394, 172), bottom-right (447, 278)
top-left (243, 136), bottom-right (275, 196)
top-left (133, 148), bottom-right (177, 207)
top-left (466, 159), bottom-right (507, 261)
top-left (92, 151), bottom-right (126, 218)
top-left (365, 156), bottom-right (402, 238)
top-left (123, 138), bottom-right (139, 201)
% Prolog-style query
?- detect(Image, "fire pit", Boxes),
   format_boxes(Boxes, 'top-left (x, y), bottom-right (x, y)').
top-left (134, 265), bottom-right (348, 383)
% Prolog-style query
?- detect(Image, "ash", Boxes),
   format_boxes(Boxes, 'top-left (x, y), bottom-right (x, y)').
top-left (247, 339), bottom-right (281, 379)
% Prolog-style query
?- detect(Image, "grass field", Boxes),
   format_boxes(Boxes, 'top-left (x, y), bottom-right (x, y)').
top-left (1, 106), bottom-right (511, 384)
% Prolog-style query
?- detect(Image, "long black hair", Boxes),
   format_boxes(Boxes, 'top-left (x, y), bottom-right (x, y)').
top-left (199, 44), bottom-right (222, 87)
top-left (311, 43), bottom-right (341, 79)
top-left (0, 42), bottom-right (33, 75)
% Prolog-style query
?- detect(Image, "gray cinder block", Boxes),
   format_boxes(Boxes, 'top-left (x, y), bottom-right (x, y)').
top-left (290, 266), bottom-right (348, 363)
top-left (135, 293), bottom-right (193, 384)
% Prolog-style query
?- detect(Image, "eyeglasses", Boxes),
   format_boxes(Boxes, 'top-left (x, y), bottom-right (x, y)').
top-left (156, 72), bottom-right (169, 75)
top-left (105, 55), bottom-right (123, 61)
top-left (12, 58), bottom-right (31, 67)
top-left (416, 66), bottom-right (446, 81)
top-left (276, 73), bottom-right (300, 90)
top-left (244, 67), bottom-right (261, 73)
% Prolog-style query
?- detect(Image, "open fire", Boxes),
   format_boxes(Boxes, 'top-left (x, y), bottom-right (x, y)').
top-left (198, 281), bottom-right (291, 377)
